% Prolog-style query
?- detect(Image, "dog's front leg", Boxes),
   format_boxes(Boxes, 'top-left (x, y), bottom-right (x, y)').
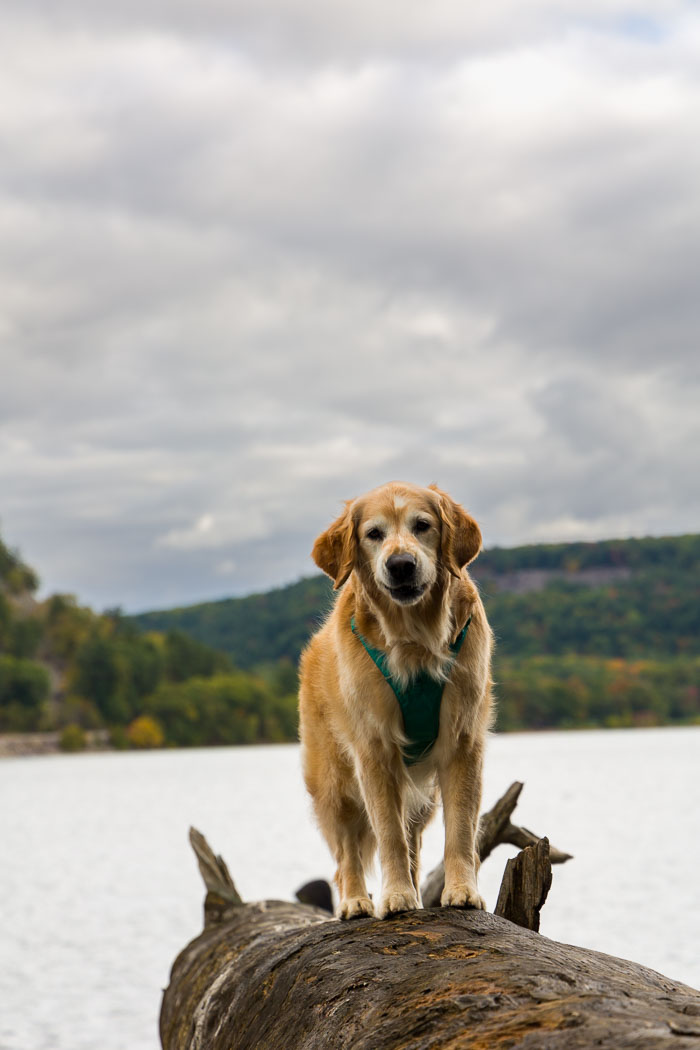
top-left (356, 749), bottom-right (418, 918)
top-left (439, 735), bottom-right (486, 911)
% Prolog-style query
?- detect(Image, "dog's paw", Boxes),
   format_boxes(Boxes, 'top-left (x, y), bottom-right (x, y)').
top-left (378, 888), bottom-right (420, 919)
top-left (441, 884), bottom-right (486, 911)
top-left (338, 896), bottom-right (375, 920)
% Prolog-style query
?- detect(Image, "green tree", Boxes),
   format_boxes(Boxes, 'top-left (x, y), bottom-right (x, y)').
top-left (9, 618), bottom-right (43, 660)
top-left (73, 632), bottom-right (127, 723)
top-left (0, 656), bottom-right (50, 731)
top-left (145, 671), bottom-right (291, 747)
top-left (59, 724), bottom-right (87, 752)
top-left (164, 630), bottom-right (230, 682)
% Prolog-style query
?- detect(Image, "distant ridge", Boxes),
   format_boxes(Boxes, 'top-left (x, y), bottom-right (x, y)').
top-left (130, 533), bottom-right (700, 670)
top-left (7, 525), bottom-right (695, 738)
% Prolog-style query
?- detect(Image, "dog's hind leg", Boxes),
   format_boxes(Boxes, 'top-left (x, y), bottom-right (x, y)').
top-left (407, 820), bottom-right (423, 902)
top-left (406, 795), bottom-right (437, 905)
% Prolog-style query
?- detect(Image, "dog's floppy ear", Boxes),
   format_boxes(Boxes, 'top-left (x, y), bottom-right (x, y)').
top-left (429, 484), bottom-right (482, 578)
top-left (311, 502), bottom-right (356, 589)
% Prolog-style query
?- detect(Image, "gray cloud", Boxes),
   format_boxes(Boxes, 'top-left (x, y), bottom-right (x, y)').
top-left (3, 3), bottom-right (688, 64)
top-left (1, 3), bottom-right (698, 610)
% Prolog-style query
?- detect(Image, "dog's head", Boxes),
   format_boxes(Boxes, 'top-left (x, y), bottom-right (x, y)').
top-left (312, 482), bottom-right (482, 606)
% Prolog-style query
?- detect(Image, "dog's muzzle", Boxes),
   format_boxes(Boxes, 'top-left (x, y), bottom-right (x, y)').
top-left (386, 553), bottom-right (417, 584)
top-left (384, 553), bottom-right (427, 604)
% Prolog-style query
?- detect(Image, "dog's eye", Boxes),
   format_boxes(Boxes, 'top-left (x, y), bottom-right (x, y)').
top-left (366, 527), bottom-right (384, 541)
top-left (414, 519), bottom-right (431, 534)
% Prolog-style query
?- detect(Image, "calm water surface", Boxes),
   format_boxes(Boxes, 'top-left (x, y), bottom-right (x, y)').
top-left (1, 726), bottom-right (699, 1050)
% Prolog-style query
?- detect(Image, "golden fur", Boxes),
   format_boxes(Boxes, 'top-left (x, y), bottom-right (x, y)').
top-left (298, 481), bottom-right (494, 919)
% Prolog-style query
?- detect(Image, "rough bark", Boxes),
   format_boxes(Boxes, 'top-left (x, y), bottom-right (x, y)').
top-left (160, 894), bottom-right (700, 1050)
top-left (160, 789), bottom-right (700, 1050)
top-left (494, 836), bottom-right (552, 932)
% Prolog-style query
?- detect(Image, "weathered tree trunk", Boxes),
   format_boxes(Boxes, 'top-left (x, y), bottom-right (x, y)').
top-left (160, 788), bottom-right (700, 1050)
top-left (494, 836), bottom-right (552, 934)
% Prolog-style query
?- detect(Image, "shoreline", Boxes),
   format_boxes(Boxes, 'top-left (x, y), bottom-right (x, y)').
top-left (0, 729), bottom-right (112, 759)
top-left (2, 721), bottom-right (698, 759)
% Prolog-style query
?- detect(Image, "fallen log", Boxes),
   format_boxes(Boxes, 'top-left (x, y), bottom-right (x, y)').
top-left (160, 788), bottom-right (700, 1050)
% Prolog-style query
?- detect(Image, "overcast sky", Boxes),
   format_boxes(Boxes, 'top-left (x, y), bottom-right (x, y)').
top-left (1, 1), bottom-right (698, 612)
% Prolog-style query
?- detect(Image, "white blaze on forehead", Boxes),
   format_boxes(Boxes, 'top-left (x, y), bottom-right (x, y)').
top-left (393, 496), bottom-right (407, 510)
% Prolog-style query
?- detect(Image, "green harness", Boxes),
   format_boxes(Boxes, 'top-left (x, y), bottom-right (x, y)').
top-left (350, 615), bottom-right (471, 766)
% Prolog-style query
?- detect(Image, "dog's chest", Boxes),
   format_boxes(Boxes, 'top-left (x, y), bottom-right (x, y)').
top-left (352, 616), bottom-right (471, 765)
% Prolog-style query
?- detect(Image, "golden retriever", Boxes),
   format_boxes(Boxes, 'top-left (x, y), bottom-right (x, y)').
top-left (299, 481), bottom-right (493, 919)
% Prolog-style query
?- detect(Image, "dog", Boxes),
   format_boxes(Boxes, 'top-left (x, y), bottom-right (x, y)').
top-left (298, 481), bottom-right (493, 919)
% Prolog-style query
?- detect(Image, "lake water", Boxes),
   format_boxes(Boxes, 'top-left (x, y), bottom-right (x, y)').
top-left (1, 726), bottom-right (699, 1050)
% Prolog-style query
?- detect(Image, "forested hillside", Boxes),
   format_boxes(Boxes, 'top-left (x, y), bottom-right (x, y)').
top-left (133, 533), bottom-right (700, 732)
top-left (134, 575), bottom-right (334, 669)
top-left (0, 531), bottom-right (297, 749)
top-left (2, 528), bottom-right (698, 747)
top-left (133, 534), bottom-right (699, 664)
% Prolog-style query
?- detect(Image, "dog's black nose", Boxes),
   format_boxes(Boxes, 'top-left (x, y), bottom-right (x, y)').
top-left (386, 553), bottom-right (417, 584)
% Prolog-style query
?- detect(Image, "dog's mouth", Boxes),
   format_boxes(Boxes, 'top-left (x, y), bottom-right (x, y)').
top-left (385, 582), bottom-right (428, 605)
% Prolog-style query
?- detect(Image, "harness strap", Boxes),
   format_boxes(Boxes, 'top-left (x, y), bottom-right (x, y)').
top-left (350, 614), bottom-right (471, 765)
